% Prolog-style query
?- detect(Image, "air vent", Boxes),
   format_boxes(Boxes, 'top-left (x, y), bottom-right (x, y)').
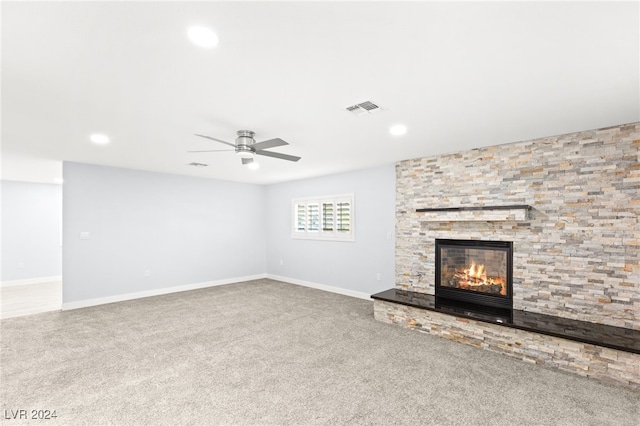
top-left (188, 162), bottom-right (208, 167)
top-left (345, 100), bottom-right (382, 116)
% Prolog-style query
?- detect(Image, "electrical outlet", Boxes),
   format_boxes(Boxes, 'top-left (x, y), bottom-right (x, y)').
top-left (376, 273), bottom-right (381, 281)
top-left (18, 262), bottom-right (24, 269)
top-left (279, 259), bottom-right (283, 266)
top-left (79, 232), bottom-right (90, 240)
top-left (144, 270), bottom-right (151, 277)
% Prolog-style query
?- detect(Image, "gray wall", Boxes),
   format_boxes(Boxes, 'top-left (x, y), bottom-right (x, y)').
top-left (265, 165), bottom-right (396, 295)
top-left (1, 180), bottom-right (62, 281)
top-left (62, 162), bottom-right (266, 303)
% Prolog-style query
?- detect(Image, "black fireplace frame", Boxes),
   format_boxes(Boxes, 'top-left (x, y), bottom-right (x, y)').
top-left (435, 239), bottom-right (513, 310)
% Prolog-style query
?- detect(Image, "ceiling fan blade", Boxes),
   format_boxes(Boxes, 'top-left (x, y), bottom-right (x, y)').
top-left (241, 157), bottom-right (254, 165)
top-left (194, 134), bottom-right (236, 148)
top-left (255, 150), bottom-right (301, 162)
top-left (251, 138), bottom-right (288, 151)
top-left (187, 149), bottom-right (235, 153)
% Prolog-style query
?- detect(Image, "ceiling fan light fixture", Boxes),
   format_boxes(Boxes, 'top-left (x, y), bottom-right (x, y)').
top-left (247, 162), bottom-right (260, 170)
top-left (236, 150), bottom-right (254, 159)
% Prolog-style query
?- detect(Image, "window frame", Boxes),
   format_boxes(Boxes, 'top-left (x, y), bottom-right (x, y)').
top-left (291, 193), bottom-right (355, 242)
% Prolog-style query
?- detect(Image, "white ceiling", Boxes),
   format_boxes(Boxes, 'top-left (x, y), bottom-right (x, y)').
top-left (2, 1), bottom-right (639, 185)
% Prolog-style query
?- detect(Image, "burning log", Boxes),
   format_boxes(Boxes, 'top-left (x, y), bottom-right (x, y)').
top-left (454, 271), bottom-right (487, 285)
top-left (450, 262), bottom-right (507, 295)
top-left (449, 278), bottom-right (503, 294)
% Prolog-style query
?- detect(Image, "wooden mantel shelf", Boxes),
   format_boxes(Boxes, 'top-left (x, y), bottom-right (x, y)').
top-left (416, 205), bottom-right (531, 222)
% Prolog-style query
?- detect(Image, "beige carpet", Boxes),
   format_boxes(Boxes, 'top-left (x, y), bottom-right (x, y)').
top-left (1, 279), bottom-right (638, 425)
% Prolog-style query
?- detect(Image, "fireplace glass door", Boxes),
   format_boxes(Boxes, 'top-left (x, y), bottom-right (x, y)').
top-left (435, 239), bottom-right (513, 309)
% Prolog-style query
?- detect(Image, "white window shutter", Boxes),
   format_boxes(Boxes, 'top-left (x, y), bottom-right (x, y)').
top-left (292, 194), bottom-right (354, 242)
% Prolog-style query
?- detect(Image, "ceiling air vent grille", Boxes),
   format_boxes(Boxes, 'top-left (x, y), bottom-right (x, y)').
top-left (188, 162), bottom-right (208, 167)
top-left (345, 100), bottom-right (381, 116)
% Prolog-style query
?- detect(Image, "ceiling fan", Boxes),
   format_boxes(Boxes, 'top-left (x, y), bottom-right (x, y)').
top-left (189, 130), bottom-right (301, 165)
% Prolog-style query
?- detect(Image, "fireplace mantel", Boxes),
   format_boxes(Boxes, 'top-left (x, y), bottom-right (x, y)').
top-left (416, 205), bottom-right (530, 222)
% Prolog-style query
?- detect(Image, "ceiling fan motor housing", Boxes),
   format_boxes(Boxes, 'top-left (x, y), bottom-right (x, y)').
top-left (236, 130), bottom-right (255, 146)
top-left (235, 130), bottom-right (255, 158)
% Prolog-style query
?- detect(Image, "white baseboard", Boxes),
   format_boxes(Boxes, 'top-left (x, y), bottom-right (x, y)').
top-left (61, 274), bottom-right (267, 311)
top-left (266, 274), bottom-right (371, 301)
top-left (60, 273), bottom-right (370, 311)
top-left (1, 275), bottom-right (62, 288)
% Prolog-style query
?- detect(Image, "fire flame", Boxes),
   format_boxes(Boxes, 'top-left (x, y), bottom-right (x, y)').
top-left (456, 261), bottom-right (506, 295)
top-left (467, 262), bottom-right (486, 281)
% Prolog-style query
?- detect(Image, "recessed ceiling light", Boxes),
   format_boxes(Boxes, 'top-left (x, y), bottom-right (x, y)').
top-left (389, 124), bottom-right (407, 136)
top-left (90, 133), bottom-right (110, 145)
top-left (187, 26), bottom-right (219, 49)
top-left (248, 162), bottom-right (260, 170)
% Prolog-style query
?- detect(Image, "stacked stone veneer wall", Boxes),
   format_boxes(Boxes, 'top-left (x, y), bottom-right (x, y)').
top-left (396, 123), bottom-right (639, 330)
top-left (374, 300), bottom-right (640, 390)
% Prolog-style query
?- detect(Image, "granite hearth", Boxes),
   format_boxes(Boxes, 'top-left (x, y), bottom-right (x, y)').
top-left (373, 290), bottom-right (640, 389)
top-left (372, 289), bottom-right (640, 354)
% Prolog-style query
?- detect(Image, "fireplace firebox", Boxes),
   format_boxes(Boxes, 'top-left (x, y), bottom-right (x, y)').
top-left (435, 239), bottom-right (513, 310)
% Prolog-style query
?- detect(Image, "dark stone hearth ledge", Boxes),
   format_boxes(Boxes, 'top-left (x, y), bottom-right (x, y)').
top-left (371, 289), bottom-right (640, 355)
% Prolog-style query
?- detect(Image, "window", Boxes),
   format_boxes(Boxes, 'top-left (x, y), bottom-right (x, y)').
top-left (292, 194), bottom-right (354, 241)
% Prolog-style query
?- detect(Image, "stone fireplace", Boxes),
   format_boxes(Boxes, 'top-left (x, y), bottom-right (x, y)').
top-left (373, 122), bottom-right (640, 389)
